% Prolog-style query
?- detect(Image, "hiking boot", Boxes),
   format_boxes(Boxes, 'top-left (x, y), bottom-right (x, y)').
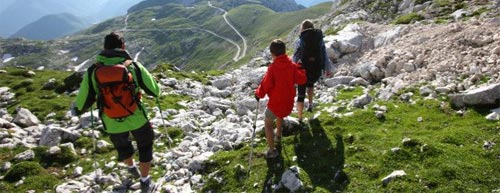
top-left (140, 178), bottom-right (156, 193)
top-left (265, 148), bottom-right (278, 159)
top-left (128, 166), bottom-right (140, 179)
top-left (307, 104), bottom-right (313, 112)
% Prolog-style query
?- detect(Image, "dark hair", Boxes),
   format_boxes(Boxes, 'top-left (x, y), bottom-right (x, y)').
top-left (270, 39), bottom-right (286, 56)
top-left (301, 19), bottom-right (314, 31)
top-left (104, 32), bottom-right (125, 50)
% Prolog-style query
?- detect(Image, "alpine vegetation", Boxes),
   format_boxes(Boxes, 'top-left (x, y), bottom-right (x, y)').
top-left (0, 0), bottom-right (499, 193)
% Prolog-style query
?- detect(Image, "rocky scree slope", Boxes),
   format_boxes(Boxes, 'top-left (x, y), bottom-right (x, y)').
top-left (0, 0), bottom-right (500, 192)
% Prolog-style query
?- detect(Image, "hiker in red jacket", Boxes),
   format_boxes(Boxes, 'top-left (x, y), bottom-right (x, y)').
top-left (255, 39), bottom-right (306, 158)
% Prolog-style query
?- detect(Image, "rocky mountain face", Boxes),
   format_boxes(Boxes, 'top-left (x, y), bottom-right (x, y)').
top-left (0, 0), bottom-right (500, 192)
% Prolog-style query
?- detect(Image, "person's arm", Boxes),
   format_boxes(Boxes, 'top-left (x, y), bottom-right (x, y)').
top-left (74, 69), bottom-right (96, 115)
top-left (133, 62), bottom-right (160, 97)
top-left (255, 65), bottom-right (274, 99)
top-left (292, 39), bottom-right (302, 64)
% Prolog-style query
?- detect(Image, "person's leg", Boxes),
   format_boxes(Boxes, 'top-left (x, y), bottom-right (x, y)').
top-left (139, 162), bottom-right (151, 178)
top-left (123, 156), bottom-right (134, 166)
top-left (307, 86), bottom-right (314, 111)
top-left (264, 109), bottom-right (276, 151)
top-left (275, 117), bottom-right (283, 142)
top-left (297, 84), bottom-right (306, 121)
top-left (109, 131), bottom-right (139, 178)
top-left (131, 123), bottom-right (155, 179)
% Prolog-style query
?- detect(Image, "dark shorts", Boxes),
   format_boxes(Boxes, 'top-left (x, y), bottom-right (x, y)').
top-left (297, 70), bottom-right (321, 102)
top-left (109, 122), bottom-right (154, 162)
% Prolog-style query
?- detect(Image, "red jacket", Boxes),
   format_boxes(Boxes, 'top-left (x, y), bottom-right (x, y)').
top-left (256, 55), bottom-right (306, 118)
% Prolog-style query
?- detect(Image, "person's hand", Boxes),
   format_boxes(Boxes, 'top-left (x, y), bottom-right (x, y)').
top-left (325, 71), bottom-right (333, 78)
top-left (254, 94), bottom-right (260, 102)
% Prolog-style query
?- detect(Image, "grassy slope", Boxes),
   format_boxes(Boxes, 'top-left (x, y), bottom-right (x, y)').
top-left (221, 2), bottom-right (333, 69)
top-left (0, 67), bottom-right (74, 120)
top-left (201, 87), bottom-right (500, 192)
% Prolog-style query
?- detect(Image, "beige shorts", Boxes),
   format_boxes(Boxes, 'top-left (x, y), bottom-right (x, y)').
top-left (265, 108), bottom-right (277, 120)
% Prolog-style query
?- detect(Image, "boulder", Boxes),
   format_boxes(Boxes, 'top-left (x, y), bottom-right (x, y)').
top-left (374, 26), bottom-right (405, 48)
top-left (324, 76), bottom-right (355, 87)
top-left (449, 83), bottom-right (500, 108)
top-left (14, 149), bottom-right (35, 161)
top-left (160, 78), bottom-right (177, 87)
top-left (382, 170), bottom-right (406, 186)
top-left (211, 76), bottom-right (233, 90)
top-left (0, 87), bottom-right (10, 95)
top-left (354, 61), bottom-right (385, 82)
top-left (351, 94), bottom-right (372, 108)
top-left (12, 108), bottom-right (40, 127)
top-left (0, 118), bottom-right (16, 129)
top-left (280, 166), bottom-right (303, 192)
top-left (202, 97), bottom-right (232, 112)
top-left (55, 180), bottom-right (85, 193)
top-left (325, 24), bottom-right (363, 55)
top-left (187, 152), bottom-right (213, 172)
top-left (39, 125), bottom-right (62, 147)
top-left (349, 77), bottom-right (370, 86)
top-left (42, 78), bottom-right (58, 90)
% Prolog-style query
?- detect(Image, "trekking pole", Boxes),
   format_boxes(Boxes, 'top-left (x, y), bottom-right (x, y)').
top-left (156, 97), bottom-right (173, 147)
top-left (89, 106), bottom-right (101, 191)
top-left (247, 100), bottom-right (260, 176)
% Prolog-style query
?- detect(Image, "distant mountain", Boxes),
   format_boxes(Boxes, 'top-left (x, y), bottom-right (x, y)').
top-left (11, 13), bottom-right (89, 40)
top-left (0, 0), bottom-right (142, 38)
top-left (295, 0), bottom-right (333, 7)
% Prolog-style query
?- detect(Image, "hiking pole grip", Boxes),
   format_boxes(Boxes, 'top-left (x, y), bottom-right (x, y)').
top-left (156, 97), bottom-right (173, 147)
top-left (247, 100), bottom-right (260, 176)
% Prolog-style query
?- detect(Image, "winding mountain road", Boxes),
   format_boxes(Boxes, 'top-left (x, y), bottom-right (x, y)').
top-left (208, 1), bottom-right (247, 60)
top-left (74, 4), bottom-right (246, 71)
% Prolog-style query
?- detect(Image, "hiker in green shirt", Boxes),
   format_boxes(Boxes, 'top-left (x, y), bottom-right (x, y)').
top-left (73, 32), bottom-right (160, 193)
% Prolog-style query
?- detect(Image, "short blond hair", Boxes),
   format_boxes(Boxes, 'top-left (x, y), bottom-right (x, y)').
top-left (301, 19), bottom-right (314, 31)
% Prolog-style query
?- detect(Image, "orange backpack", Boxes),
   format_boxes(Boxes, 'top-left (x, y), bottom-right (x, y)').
top-left (94, 63), bottom-right (141, 119)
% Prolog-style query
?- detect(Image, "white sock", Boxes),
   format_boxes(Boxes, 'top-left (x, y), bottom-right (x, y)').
top-left (140, 176), bottom-right (150, 182)
top-left (128, 164), bottom-right (137, 169)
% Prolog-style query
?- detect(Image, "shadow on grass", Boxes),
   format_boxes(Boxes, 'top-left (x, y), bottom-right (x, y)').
top-left (261, 144), bottom-right (286, 193)
top-left (294, 118), bottom-right (349, 192)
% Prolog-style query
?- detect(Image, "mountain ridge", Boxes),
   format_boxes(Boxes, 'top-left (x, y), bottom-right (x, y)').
top-left (11, 13), bottom-right (89, 41)
top-left (0, 1), bottom-right (333, 71)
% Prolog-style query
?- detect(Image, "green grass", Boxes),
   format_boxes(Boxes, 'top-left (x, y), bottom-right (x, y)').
top-left (201, 98), bottom-right (500, 192)
top-left (394, 12), bottom-right (425, 24)
top-left (0, 67), bottom-right (74, 120)
top-left (336, 86), bottom-right (364, 101)
top-left (325, 24), bottom-right (347, 36)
